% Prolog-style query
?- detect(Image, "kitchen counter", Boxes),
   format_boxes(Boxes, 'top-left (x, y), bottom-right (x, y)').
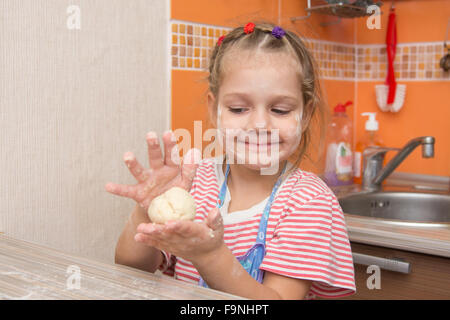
top-left (344, 213), bottom-right (450, 258)
top-left (331, 174), bottom-right (450, 258)
top-left (0, 234), bottom-right (245, 300)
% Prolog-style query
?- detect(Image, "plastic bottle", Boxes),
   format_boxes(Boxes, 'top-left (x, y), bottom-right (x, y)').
top-left (353, 112), bottom-right (384, 185)
top-left (323, 101), bottom-right (354, 187)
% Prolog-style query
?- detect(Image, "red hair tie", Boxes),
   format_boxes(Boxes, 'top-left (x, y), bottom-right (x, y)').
top-left (244, 22), bottom-right (255, 34)
top-left (217, 35), bottom-right (225, 46)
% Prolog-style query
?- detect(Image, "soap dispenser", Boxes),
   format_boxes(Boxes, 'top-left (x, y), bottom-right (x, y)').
top-left (323, 101), bottom-right (354, 187)
top-left (354, 112), bottom-right (384, 185)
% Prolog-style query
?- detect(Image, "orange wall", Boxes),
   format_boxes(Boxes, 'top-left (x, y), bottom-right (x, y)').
top-left (355, 0), bottom-right (450, 176)
top-left (172, 0), bottom-right (278, 28)
top-left (356, 0), bottom-right (450, 44)
top-left (171, 0), bottom-right (449, 176)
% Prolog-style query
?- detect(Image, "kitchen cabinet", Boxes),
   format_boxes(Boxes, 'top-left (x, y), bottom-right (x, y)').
top-left (343, 242), bottom-right (450, 299)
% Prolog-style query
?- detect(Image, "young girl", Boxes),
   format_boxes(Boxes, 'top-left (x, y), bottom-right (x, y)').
top-left (107, 21), bottom-right (356, 300)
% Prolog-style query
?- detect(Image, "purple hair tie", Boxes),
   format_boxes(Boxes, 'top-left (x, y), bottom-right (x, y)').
top-left (271, 26), bottom-right (286, 39)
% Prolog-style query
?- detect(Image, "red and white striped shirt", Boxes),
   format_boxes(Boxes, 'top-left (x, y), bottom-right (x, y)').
top-left (158, 156), bottom-right (356, 299)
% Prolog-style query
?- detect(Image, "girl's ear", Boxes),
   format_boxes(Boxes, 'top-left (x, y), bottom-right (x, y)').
top-left (207, 92), bottom-right (217, 127)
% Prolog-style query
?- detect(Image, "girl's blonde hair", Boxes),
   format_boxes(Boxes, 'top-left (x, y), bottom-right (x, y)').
top-left (202, 20), bottom-right (328, 180)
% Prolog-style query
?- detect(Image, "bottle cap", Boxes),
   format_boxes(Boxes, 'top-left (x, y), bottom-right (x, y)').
top-left (334, 101), bottom-right (353, 113)
top-left (361, 112), bottom-right (379, 131)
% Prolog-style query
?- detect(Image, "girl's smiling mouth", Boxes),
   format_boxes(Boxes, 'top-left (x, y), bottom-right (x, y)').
top-left (237, 139), bottom-right (282, 150)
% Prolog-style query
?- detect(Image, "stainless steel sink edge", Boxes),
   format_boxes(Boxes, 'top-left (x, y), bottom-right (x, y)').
top-left (335, 185), bottom-right (450, 226)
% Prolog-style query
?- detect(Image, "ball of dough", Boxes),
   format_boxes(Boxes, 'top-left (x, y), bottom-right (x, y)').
top-left (147, 187), bottom-right (196, 224)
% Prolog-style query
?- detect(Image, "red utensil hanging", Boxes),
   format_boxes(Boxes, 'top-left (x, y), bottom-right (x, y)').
top-left (386, 5), bottom-right (397, 105)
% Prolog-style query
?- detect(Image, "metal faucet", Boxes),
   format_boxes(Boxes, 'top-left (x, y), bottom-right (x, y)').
top-left (362, 136), bottom-right (435, 191)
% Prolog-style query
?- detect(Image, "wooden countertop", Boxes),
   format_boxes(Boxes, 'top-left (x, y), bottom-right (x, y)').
top-left (0, 234), bottom-right (245, 300)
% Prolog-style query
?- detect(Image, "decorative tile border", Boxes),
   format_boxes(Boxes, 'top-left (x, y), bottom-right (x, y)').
top-left (171, 20), bottom-right (450, 81)
top-left (355, 42), bottom-right (449, 81)
top-left (171, 20), bottom-right (230, 70)
top-left (305, 40), bottom-right (356, 81)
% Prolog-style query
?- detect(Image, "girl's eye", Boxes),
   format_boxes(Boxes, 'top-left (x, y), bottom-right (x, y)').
top-left (228, 107), bottom-right (247, 114)
top-left (272, 108), bottom-right (290, 115)
top-left (227, 107), bottom-right (291, 115)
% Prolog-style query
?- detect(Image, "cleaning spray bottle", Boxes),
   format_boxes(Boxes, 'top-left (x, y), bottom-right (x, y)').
top-left (353, 112), bottom-right (384, 185)
top-left (323, 101), bottom-right (354, 187)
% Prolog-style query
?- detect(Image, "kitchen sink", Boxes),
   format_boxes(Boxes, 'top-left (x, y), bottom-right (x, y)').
top-left (339, 191), bottom-right (450, 223)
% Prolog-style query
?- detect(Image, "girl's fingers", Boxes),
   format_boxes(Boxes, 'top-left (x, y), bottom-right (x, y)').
top-left (135, 233), bottom-right (173, 254)
top-left (136, 225), bottom-right (175, 251)
top-left (138, 221), bottom-right (207, 246)
top-left (164, 220), bottom-right (182, 233)
top-left (104, 182), bottom-right (138, 200)
top-left (139, 222), bottom-right (172, 234)
top-left (140, 198), bottom-right (152, 210)
top-left (146, 131), bottom-right (164, 171)
top-left (175, 221), bottom-right (195, 235)
top-left (135, 233), bottom-right (160, 248)
top-left (123, 152), bottom-right (149, 183)
top-left (180, 148), bottom-right (202, 188)
top-left (137, 222), bottom-right (159, 234)
top-left (141, 220), bottom-right (192, 238)
top-left (206, 207), bottom-right (222, 230)
top-left (162, 131), bottom-right (181, 167)
top-left (169, 220), bottom-right (205, 238)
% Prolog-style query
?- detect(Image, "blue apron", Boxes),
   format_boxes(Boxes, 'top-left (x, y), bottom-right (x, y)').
top-left (198, 160), bottom-right (287, 288)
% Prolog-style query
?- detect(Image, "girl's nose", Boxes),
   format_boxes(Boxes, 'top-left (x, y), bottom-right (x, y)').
top-left (249, 108), bottom-right (270, 130)
top-left (255, 122), bottom-right (266, 129)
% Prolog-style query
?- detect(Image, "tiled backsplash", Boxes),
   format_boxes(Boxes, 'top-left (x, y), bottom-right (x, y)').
top-left (171, 20), bottom-right (450, 81)
top-left (171, 21), bottom-right (228, 70)
top-left (356, 42), bottom-right (449, 81)
top-left (306, 40), bottom-right (355, 80)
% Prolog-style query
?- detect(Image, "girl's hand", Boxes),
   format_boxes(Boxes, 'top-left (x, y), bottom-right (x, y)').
top-left (134, 207), bottom-right (224, 264)
top-left (105, 131), bottom-right (201, 212)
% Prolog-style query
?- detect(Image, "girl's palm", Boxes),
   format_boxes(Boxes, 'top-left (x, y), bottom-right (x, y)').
top-left (105, 131), bottom-right (201, 211)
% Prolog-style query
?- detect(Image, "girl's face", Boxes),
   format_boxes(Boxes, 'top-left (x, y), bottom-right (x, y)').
top-left (210, 49), bottom-right (304, 173)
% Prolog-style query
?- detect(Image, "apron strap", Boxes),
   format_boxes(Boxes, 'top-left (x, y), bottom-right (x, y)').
top-left (217, 155), bottom-right (287, 245)
top-left (255, 162), bottom-right (286, 245)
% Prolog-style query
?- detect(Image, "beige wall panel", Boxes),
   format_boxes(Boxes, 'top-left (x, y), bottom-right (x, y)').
top-left (0, 0), bottom-right (170, 263)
